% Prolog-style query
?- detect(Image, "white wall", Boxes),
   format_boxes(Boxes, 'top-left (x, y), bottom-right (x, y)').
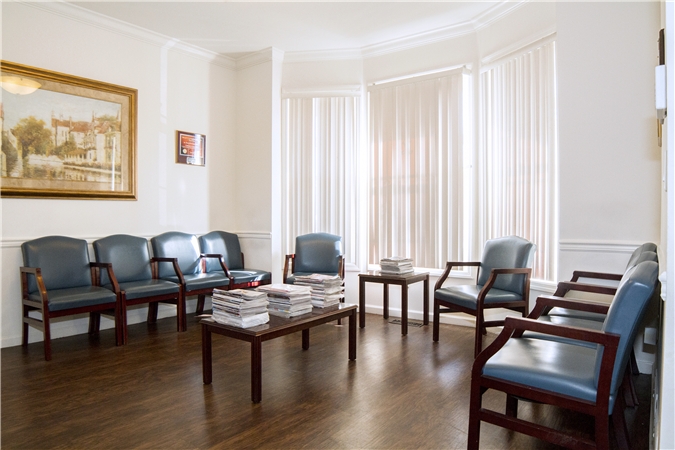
top-left (0, 2), bottom-right (236, 346)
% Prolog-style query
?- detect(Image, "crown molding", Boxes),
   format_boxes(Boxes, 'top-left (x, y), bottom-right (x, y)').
top-left (360, 1), bottom-right (527, 59)
top-left (235, 47), bottom-right (285, 71)
top-left (19, 0), bottom-right (237, 70)
top-left (284, 48), bottom-right (364, 64)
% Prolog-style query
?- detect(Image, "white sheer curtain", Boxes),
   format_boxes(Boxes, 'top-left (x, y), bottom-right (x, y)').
top-left (281, 96), bottom-right (360, 265)
top-left (480, 39), bottom-right (558, 281)
top-left (368, 69), bottom-right (466, 269)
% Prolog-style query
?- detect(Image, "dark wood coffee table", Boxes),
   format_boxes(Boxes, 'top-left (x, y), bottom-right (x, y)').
top-left (358, 271), bottom-right (429, 336)
top-left (201, 303), bottom-right (357, 403)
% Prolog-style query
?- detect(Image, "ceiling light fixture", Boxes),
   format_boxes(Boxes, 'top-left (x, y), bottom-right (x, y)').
top-left (0, 75), bottom-right (42, 95)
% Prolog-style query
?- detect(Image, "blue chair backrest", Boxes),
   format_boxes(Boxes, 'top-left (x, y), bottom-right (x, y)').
top-left (625, 243), bottom-right (658, 270)
top-left (477, 236), bottom-right (536, 295)
top-left (594, 260), bottom-right (659, 394)
top-left (199, 231), bottom-right (244, 273)
top-left (93, 234), bottom-right (152, 285)
top-left (294, 233), bottom-right (342, 274)
top-left (150, 232), bottom-right (201, 278)
top-left (21, 236), bottom-right (92, 293)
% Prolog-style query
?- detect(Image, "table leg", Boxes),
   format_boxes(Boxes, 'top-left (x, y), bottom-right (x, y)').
top-left (302, 329), bottom-right (310, 350)
top-left (383, 283), bottom-right (389, 319)
top-left (401, 283), bottom-right (408, 336)
top-left (359, 278), bottom-right (366, 328)
top-left (251, 337), bottom-right (262, 403)
top-left (349, 310), bottom-right (356, 360)
top-left (423, 276), bottom-right (429, 325)
top-left (202, 324), bottom-right (212, 385)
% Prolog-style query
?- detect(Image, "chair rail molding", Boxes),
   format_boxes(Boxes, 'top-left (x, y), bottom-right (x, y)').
top-left (559, 239), bottom-right (653, 254)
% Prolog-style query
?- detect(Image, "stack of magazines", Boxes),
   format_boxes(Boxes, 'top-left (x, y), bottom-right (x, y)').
top-left (293, 274), bottom-right (344, 308)
top-left (380, 256), bottom-right (414, 275)
top-left (256, 284), bottom-right (313, 318)
top-left (211, 288), bottom-right (270, 328)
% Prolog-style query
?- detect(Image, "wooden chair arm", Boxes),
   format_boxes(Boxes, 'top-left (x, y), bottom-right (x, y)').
top-left (200, 253), bottom-right (232, 278)
top-left (570, 270), bottom-right (623, 283)
top-left (534, 295), bottom-right (610, 315)
top-left (283, 254), bottom-right (295, 283)
top-left (476, 268), bottom-right (532, 309)
top-left (434, 261), bottom-right (481, 291)
top-left (553, 281), bottom-right (618, 297)
top-left (150, 257), bottom-right (185, 285)
top-left (89, 262), bottom-right (120, 292)
top-left (19, 266), bottom-right (49, 306)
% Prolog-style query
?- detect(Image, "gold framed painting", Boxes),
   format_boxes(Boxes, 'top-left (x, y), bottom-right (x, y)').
top-left (0, 61), bottom-right (137, 200)
top-left (176, 130), bottom-right (206, 166)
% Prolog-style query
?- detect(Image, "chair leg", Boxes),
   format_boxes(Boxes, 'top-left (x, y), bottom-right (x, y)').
top-left (177, 290), bottom-right (187, 332)
top-left (622, 369), bottom-right (637, 408)
top-left (119, 299), bottom-right (127, 346)
top-left (595, 413), bottom-right (611, 450)
top-left (22, 305), bottom-right (30, 347)
top-left (474, 313), bottom-right (484, 358)
top-left (432, 299), bottom-right (440, 342)
top-left (506, 394), bottom-right (518, 418)
top-left (88, 312), bottom-right (101, 335)
top-left (43, 313), bottom-right (52, 361)
top-left (147, 303), bottom-right (159, 323)
top-left (612, 390), bottom-right (631, 450)
top-left (196, 294), bottom-right (206, 315)
top-left (467, 381), bottom-right (484, 450)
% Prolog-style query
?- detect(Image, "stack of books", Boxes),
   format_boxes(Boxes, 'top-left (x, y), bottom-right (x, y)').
top-left (256, 284), bottom-right (313, 318)
top-left (380, 256), bottom-right (414, 275)
top-left (211, 288), bottom-right (270, 328)
top-left (293, 274), bottom-right (344, 308)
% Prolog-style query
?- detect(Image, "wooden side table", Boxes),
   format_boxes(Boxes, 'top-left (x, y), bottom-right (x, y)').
top-left (358, 271), bottom-right (429, 336)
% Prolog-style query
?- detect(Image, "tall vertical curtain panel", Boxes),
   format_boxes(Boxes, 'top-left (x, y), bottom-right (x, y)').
top-left (281, 96), bottom-right (360, 265)
top-left (368, 68), bottom-right (467, 269)
top-left (480, 39), bottom-right (558, 281)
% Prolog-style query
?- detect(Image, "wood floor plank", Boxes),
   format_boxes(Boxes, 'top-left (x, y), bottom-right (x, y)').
top-left (1, 312), bottom-right (651, 449)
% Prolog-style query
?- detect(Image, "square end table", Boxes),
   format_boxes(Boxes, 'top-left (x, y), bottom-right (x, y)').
top-left (358, 271), bottom-right (429, 335)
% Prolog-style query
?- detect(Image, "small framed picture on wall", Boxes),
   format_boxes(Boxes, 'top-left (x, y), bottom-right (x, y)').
top-left (176, 130), bottom-right (206, 166)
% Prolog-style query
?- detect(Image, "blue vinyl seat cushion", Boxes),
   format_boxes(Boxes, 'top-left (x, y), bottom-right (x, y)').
top-left (29, 286), bottom-right (117, 312)
top-left (228, 269), bottom-right (271, 285)
top-left (161, 273), bottom-right (229, 291)
top-left (103, 279), bottom-right (180, 301)
top-left (482, 337), bottom-right (609, 407)
top-left (435, 285), bottom-right (523, 310)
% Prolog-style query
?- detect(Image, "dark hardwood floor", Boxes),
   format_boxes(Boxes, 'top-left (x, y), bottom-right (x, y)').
top-left (2, 311), bottom-right (651, 449)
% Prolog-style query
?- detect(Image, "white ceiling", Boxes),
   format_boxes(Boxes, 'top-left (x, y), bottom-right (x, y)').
top-left (69, 1), bottom-right (504, 58)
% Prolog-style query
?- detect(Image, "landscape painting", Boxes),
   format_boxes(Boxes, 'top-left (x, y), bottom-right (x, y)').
top-left (0, 61), bottom-right (137, 199)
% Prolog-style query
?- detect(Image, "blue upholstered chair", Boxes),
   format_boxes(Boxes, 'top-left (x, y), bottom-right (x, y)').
top-left (547, 243), bottom-right (658, 321)
top-left (283, 233), bottom-right (344, 284)
top-left (199, 231), bottom-right (271, 290)
top-left (150, 232), bottom-right (230, 315)
top-left (433, 235), bottom-right (536, 357)
top-left (467, 260), bottom-right (659, 450)
top-left (93, 234), bottom-right (185, 344)
top-left (20, 236), bottom-right (122, 360)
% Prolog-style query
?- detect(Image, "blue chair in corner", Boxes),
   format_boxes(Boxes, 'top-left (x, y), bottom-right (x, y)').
top-left (467, 260), bottom-right (659, 450)
top-left (433, 235), bottom-right (536, 357)
top-left (283, 232), bottom-right (344, 284)
top-left (150, 231), bottom-right (230, 316)
top-left (93, 234), bottom-right (185, 344)
top-left (20, 236), bottom-right (122, 360)
top-left (199, 231), bottom-right (272, 290)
